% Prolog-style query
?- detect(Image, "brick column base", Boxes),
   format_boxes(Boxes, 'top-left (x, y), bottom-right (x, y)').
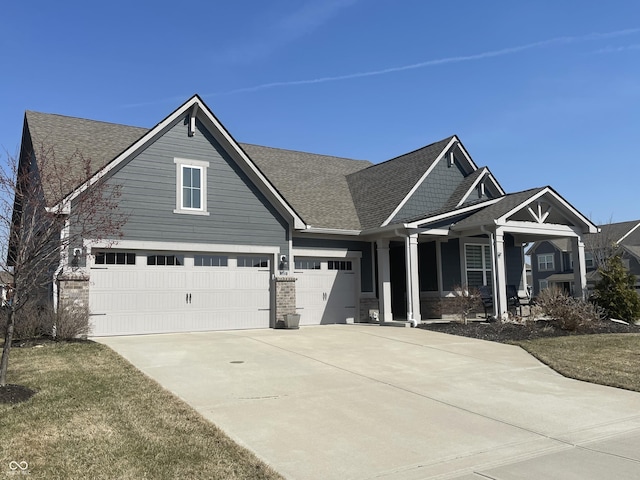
top-left (274, 276), bottom-right (297, 325)
top-left (57, 272), bottom-right (90, 312)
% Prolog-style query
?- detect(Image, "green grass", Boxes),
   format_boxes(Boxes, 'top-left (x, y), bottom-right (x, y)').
top-left (516, 333), bottom-right (640, 392)
top-left (0, 341), bottom-right (283, 480)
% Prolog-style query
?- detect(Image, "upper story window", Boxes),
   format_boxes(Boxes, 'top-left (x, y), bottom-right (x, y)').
top-left (174, 158), bottom-right (209, 215)
top-left (537, 253), bottom-right (555, 271)
top-left (585, 252), bottom-right (595, 268)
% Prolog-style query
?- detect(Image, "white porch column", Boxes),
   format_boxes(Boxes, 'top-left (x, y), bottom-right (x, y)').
top-left (571, 236), bottom-right (588, 299)
top-left (405, 234), bottom-right (421, 323)
top-left (376, 239), bottom-right (393, 322)
top-left (494, 229), bottom-right (509, 320)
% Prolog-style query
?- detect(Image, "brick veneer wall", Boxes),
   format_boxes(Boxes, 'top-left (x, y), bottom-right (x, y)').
top-left (274, 276), bottom-right (297, 324)
top-left (359, 297), bottom-right (379, 322)
top-left (57, 272), bottom-right (90, 312)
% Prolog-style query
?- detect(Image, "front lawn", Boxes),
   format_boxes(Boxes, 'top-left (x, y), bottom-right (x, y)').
top-left (516, 334), bottom-right (640, 393)
top-left (0, 340), bottom-right (283, 479)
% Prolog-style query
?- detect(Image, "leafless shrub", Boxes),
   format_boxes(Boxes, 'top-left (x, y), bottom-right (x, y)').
top-left (11, 302), bottom-right (55, 339)
top-left (450, 285), bottom-right (482, 324)
top-left (535, 287), bottom-right (604, 331)
top-left (54, 305), bottom-right (91, 340)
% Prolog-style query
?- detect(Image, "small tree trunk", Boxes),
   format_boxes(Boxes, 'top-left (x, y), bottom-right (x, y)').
top-left (0, 307), bottom-right (16, 386)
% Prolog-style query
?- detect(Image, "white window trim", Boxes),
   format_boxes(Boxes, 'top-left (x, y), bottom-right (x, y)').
top-left (174, 158), bottom-right (210, 216)
top-left (464, 242), bottom-right (492, 288)
top-left (537, 253), bottom-right (555, 271)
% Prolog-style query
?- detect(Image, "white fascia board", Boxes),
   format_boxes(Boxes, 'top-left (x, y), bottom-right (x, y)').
top-left (456, 168), bottom-right (488, 208)
top-left (453, 138), bottom-right (479, 171)
top-left (403, 197), bottom-right (503, 229)
top-left (617, 222), bottom-right (640, 245)
top-left (381, 136), bottom-right (460, 227)
top-left (302, 227), bottom-right (361, 236)
top-left (498, 187), bottom-right (598, 233)
top-left (54, 94), bottom-right (307, 230)
top-left (293, 248), bottom-right (362, 259)
top-left (84, 239), bottom-right (281, 254)
top-left (54, 95), bottom-right (203, 211)
top-left (495, 220), bottom-right (583, 237)
top-left (195, 101), bottom-right (307, 230)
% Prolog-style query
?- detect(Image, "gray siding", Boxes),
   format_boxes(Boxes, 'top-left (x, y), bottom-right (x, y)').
top-left (293, 237), bottom-right (373, 292)
top-left (441, 239), bottom-right (461, 290)
top-left (393, 159), bottom-right (466, 222)
top-left (505, 234), bottom-right (524, 289)
top-left (418, 241), bottom-right (438, 291)
top-left (89, 115), bottom-right (289, 255)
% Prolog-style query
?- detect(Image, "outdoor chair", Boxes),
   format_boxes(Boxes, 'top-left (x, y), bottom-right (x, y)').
top-left (478, 285), bottom-right (494, 319)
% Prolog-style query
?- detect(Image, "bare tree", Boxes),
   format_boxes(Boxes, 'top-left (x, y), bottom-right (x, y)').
top-left (585, 219), bottom-right (622, 269)
top-left (0, 142), bottom-right (127, 386)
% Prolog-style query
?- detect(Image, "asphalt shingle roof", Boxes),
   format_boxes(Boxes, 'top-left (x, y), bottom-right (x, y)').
top-left (346, 136), bottom-right (454, 230)
top-left (240, 144), bottom-right (371, 230)
top-left (25, 111), bottom-right (148, 206)
top-left (451, 187), bottom-right (547, 230)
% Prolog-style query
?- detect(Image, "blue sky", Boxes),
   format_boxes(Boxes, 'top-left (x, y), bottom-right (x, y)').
top-left (2, 0), bottom-right (639, 224)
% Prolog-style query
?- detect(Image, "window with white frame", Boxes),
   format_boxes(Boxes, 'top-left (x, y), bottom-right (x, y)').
top-left (194, 255), bottom-right (228, 267)
top-left (465, 244), bottom-right (492, 288)
top-left (537, 253), bottom-right (555, 271)
top-left (585, 252), bottom-right (594, 268)
top-left (174, 158), bottom-right (209, 215)
top-left (539, 279), bottom-right (548, 291)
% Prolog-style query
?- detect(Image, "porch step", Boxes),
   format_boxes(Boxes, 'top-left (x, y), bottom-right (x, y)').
top-left (380, 321), bottom-right (412, 328)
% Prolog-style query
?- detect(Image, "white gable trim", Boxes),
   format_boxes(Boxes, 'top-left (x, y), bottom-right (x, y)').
top-left (381, 136), bottom-right (461, 227)
top-left (54, 95), bottom-right (306, 230)
top-left (497, 187), bottom-right (598, 233)
top-left (617, 222), bottom-right (640, 245)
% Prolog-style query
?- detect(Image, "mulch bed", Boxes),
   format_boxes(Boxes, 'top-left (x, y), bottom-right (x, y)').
top-left (418, 318), bottom-right (640, 343)
top-left (0, 384), bottom-right (37, 404)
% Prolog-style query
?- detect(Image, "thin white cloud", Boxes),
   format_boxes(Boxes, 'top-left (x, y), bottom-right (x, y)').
top-left (219, 0), bottom-right (359, 64)
top-left (209, 27), bottom-right (640, 96)
top-left (594, 44), bottom-right (640, 54)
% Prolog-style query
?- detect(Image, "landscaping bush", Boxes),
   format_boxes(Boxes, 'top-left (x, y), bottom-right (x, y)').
top-left (450, 285), bottom-right (482, 324)
top-left (593, 255), bottom-right (640, 322)
top-left (535, 287), bottom-right (604, 331)
top-left (55, 305), bottom-right (91, 340)
top-left (11, 302), bottom-right (55, 339)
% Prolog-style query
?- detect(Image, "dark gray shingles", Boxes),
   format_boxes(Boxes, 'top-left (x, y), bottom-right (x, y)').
top-left (347, 136), bottom-right (454, 230)
top-left (451, 187), bottom-right (547, 230)
top-left (241, 144), bottom-right (371, 230)
top-left (25, 111), bottom-right (148, 206)
top-left (442, 167), bottom-right (487, 211)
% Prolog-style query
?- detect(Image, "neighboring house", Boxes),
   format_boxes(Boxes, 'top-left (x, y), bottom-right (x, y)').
top-left (528, 220), bottom-right (640, 296)
top-left (14, 94), bottom-right (598, 336)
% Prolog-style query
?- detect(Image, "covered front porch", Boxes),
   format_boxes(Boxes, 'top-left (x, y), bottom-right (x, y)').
top-left (369, 187), bottom-right (598, 323)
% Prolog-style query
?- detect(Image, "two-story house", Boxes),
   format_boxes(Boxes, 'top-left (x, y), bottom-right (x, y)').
top-left (528, 220), bottom-right (640, 297)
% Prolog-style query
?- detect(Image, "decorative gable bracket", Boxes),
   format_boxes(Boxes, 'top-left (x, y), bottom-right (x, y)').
top-left (188, 103), bottom-right (199, 137)
top-left (527, 201), bottom-right (552, 223)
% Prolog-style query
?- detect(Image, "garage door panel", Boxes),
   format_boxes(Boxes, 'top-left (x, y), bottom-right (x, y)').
top-left (89, 253), bottom-right (271, 336)
top-left (295, 258), bottom-right (356, 326)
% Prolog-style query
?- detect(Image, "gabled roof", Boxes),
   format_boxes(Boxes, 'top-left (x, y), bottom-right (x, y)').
top-left (23, 111), bottom-right (147, 206)
top-left (451, 186), bottom-right (598, 235)
top-left (346, 136), bottom-right (456, 230)
top-left (241, 144), bottom-right (370, 230)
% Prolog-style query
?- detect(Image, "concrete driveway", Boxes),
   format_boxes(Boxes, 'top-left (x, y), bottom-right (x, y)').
top-left (98, 325), bottom-right (640, 479)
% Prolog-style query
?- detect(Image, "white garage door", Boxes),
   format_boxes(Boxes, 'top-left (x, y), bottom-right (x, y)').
top-left (294, 258), bottom-right (357, 325)
top-left (89, 251), bottom-right (271, 336)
